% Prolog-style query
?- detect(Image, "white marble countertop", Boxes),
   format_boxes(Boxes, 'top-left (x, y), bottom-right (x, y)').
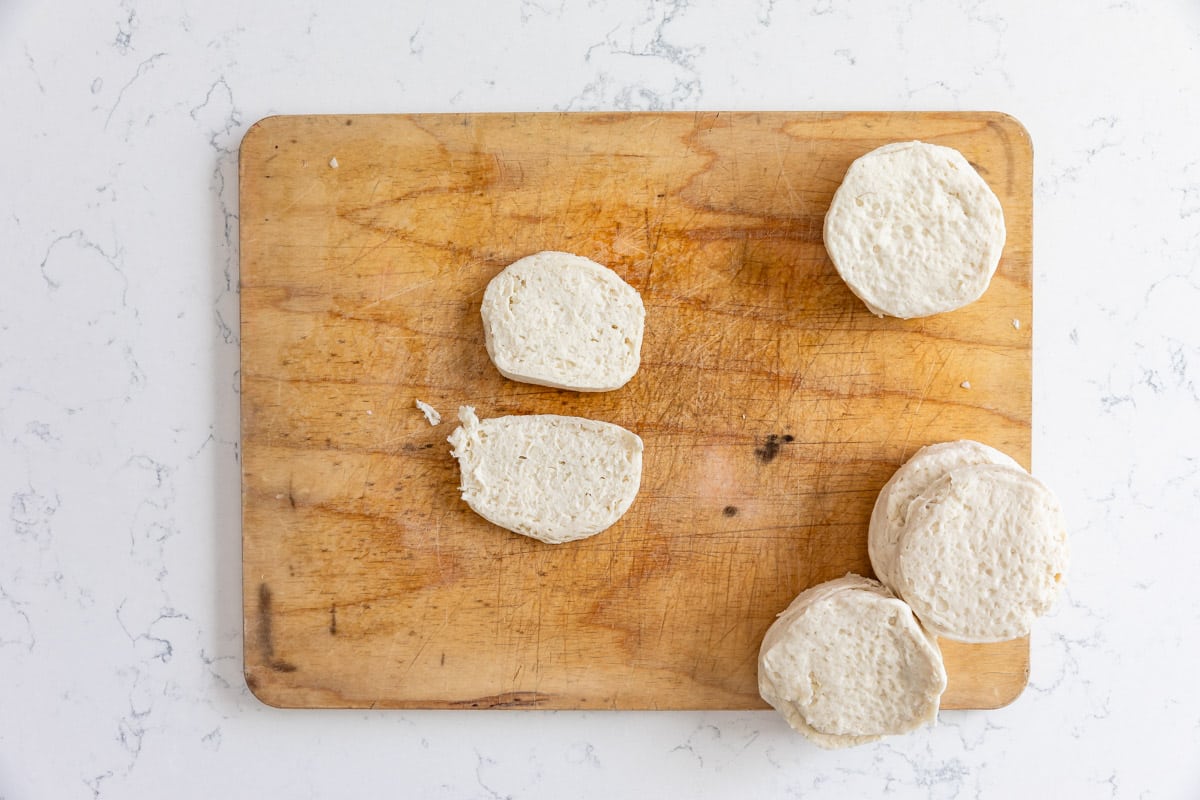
top-left (3, 1), bottom-right (1198, 797)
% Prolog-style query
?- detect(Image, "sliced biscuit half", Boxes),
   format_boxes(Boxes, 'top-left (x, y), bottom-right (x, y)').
top-left (868, 440), bottom-right (1021, 591)
top-left (823, 141), bottom-right (1006, 318)
top-left (893, 464), bottom-right (1069, 642)
top-left (481, 251), bottom-right (645, 392)
top-left (447, 406), bottom-right (643, 544)
top-left (758, 574), bottom-right (947, 748)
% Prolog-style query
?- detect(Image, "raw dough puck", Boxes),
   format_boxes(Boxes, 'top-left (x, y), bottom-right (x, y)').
top-left (481, 251), bottom-right (645, 391)
top-left (893, 463), bottom-right (1069, 642)
top-left (823, 141), bottom-right (1006, 318)
top-left (868, 440), bottom-right (1021, 591)
top-left (758, 574), bottom-right (947, 748)
top-left (447, 406), bottom-right (643, 544)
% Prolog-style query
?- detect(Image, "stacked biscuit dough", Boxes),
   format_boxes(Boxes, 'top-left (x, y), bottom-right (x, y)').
top-left (758, 441), bottom-right (1068, 747)
top-left (442, 140), bottom-right (1067, 747)
top-left (758, 141), bottom-right (1067, 747)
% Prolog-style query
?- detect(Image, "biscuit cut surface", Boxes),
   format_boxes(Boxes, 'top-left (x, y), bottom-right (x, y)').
top-left (894, 464), bottom-right (1069, 642)
top-left (481, 251), bottom-right (645, 391)
top-left (868, 440), bottom-right (1021, 591)
top-left (447, 406), bottom-right (643, 544)
top-left (758, 574), bottom-right (947, 748)
top-left (823, 140), bottom-right (1006, 318)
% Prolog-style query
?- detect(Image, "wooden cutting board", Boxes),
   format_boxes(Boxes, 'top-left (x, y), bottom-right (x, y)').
top-left (240, 112), bottom-right (1032, 710)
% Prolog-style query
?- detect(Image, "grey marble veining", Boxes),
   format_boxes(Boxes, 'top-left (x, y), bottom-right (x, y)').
top-left (1, 0), bottom-right (1199, 797)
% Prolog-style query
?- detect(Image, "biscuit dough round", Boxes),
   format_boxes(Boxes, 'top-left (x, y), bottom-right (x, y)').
top-left (481, 251), bottom-right (645, 392)
top-left (823, 141), bottom-right (1006, 318)
top-left (893, 464), bottom-right (1069, 642)
top-left (868, 440), bottom-right (1021, 591)
top-left (447, 406), bottom-right (643, 544)
top-left (758, 574), bottom-right (947, 748)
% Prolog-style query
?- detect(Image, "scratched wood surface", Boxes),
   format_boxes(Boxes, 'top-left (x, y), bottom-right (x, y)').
top-left (240, 112), bottom-right (1033, 710)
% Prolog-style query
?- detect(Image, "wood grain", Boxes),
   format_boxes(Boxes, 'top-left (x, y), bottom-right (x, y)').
top-left (239, 112), bottom-right (1033, 710)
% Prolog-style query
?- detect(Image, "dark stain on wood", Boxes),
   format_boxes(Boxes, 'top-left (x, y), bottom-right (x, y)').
top-left (447, 691), bottom-right (550, 709)
top-left (723, 505), bottom-right (738, 517)
top-left (257, 583), bottom-right (298, 673)
top-left (755, 433), bottom-right (794, 464)
top-left (329, 604), bottom-right (338, 635)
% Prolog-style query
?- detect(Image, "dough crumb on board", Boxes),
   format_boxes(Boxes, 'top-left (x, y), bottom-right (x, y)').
top-left (329, 156), bottom-right (339, 168)
top-left (960, 380), bottom-right (971, 389)
top-left (415, 399), bottom-right (442, 426)
top-left (1012, 318), bottom-right (1021, 329)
